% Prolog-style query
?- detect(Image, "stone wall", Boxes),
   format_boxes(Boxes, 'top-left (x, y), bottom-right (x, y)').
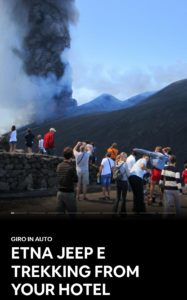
top-left (0, 153), bottom-right (63, 193)
top-left (0, 153), bottom-right (99, 194)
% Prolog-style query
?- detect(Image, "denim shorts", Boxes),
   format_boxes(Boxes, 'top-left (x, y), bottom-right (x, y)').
top-left (101, 174), bottom-right (111, 186)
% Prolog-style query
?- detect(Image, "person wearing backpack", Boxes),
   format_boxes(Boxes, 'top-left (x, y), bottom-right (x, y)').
top-left (113, 152), bottom-right (130, 216)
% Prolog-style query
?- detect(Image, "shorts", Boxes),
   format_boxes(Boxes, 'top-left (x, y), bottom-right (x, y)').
top-left (151, 168), bottom-right (161, 182)
top-left (77, 171), bottom-right (89, 186)
top-left (101, 174), bottom-right (111, 187)
top-left (9, 141), bottom-right (16, 144)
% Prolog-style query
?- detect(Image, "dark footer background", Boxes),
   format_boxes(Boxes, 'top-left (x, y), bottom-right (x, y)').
top-left (0, 217), bottom-right (186, 298)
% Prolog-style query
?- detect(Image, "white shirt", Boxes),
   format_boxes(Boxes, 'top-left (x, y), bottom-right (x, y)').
top-left (38, 139), bottom-right (44, 148)
top-left (101, 157), bottom-right (115, 176)
top-left (74, 150), bottom-right (90, 172)
top-left (126, 154), bottom-right (136, 171)
top-left (9, 130), bottom-right (17, 142)
top-left (38, 139), bottom-right (46, 152)
top-left (130, 158), bottom-right (147, 179)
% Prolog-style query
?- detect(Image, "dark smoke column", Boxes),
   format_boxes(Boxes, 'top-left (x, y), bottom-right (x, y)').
top-left (16, 0), bottom-right (78, 115)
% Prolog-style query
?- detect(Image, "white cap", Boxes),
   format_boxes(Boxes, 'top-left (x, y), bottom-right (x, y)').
top-left (49, 128), bottom-right (56, 132)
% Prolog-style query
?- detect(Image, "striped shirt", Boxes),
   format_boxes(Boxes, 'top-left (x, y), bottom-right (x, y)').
top-left (159, 165), bottom-right (182, 192)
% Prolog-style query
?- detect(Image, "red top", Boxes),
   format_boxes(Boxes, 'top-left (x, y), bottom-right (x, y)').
top-left (44, 132), bottom-right (55, 149)
top-left (182, 169), bottom-right (187, 184)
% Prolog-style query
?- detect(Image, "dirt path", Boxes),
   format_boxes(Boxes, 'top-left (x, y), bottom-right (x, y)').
top-left (0, 189), bottom-right (187, 218)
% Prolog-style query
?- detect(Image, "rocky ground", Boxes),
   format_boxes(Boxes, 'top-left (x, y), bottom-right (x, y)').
top-left (0, 185), bottom-right (187, 219)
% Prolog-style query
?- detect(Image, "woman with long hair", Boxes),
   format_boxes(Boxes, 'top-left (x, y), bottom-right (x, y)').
top-left (113, 152), bottom-right (130, 215)
top-left (9, 125), bottom-right (17, 152)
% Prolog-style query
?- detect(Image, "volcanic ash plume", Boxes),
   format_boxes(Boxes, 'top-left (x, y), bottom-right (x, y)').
top-left (0, 0), bottom-right (78, 127)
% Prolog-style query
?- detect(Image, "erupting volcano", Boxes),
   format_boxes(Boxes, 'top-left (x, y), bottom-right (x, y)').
top-left (1, 0), bottom-right (78, 124)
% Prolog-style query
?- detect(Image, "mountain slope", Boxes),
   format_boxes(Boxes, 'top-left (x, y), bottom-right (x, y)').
top-left (61, 91), bottom-right (155, 118)
top-left (121, 91), bottom-right (155, 108)
top-left (17, 79), bottom-right (187, 169)
top-left (79, 94), bottom-right (123, 112)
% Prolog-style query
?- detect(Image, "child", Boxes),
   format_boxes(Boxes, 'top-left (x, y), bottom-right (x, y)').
top-left (37, 134), bottom-right (46, 154)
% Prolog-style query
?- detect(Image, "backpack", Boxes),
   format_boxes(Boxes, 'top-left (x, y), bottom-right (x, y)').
top-left (113, 164), bottom-right (124, 181)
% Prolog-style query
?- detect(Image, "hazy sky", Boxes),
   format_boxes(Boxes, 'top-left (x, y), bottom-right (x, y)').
top-left (70, 0), bottom-right (187, 104)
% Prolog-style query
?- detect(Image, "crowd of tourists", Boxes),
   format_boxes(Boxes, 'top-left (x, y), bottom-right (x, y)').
top-left (5, 125), bottom-right (187, 218)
